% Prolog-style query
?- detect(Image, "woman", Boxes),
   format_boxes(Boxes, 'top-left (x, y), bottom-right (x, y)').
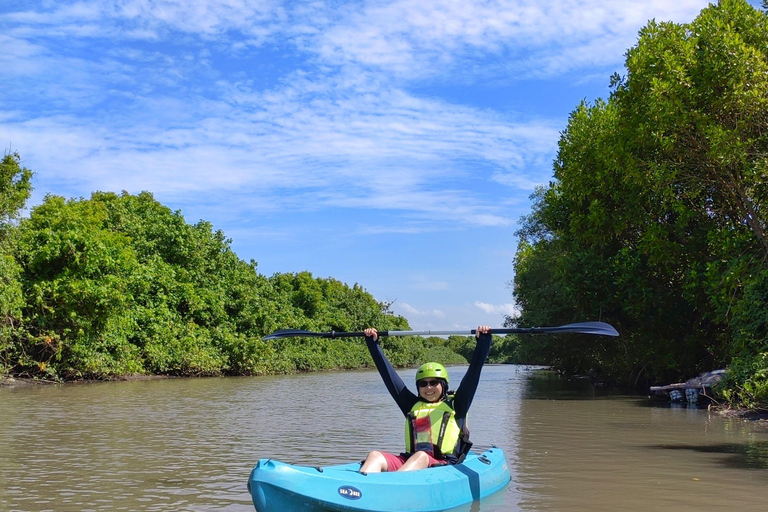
top-left (359, 325), bottom-right (493, 473)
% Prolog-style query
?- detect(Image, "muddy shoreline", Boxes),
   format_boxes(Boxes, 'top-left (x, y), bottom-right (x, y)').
top-left (0, 374), bottom-right (172, 388)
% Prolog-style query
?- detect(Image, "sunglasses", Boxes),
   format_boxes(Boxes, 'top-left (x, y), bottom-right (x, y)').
top-left (417, 379), bottom-right (442, 388)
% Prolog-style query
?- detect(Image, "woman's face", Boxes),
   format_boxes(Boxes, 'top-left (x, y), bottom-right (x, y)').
top-left (417, 379), bottom-right (443, 402)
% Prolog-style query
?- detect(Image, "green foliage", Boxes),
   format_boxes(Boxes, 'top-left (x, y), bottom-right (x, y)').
top-left (0, 153), bottom-right (32, 231)
top-left (268, 271), bottom-right (408, 333)
top-left (446, 334), bottom-right (527, 364)
top-left (717, 269), bottom-right (768, 408)
top-left (379, 336), bottom-right (467, 368)
top-left (719, 352), bottom-right (768, 410)
top-left (0, 152), bottom-right (32, 376)
top-left (0, 253), bottom-right (24, 374)
top-left (446, 336), bottom-right (477, 362)
top-left (2, 189), bottom-right (427, 379)
top-left (512, 0), bottom-right (768, 396)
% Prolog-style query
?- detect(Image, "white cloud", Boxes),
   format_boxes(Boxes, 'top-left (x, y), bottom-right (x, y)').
top-left (0, 66), bottom-right (557, 226)
top-left (475, 301), bottom-right (520, 318)
top-left (397, 303), bottom-right (446, 318)
top-left (3, 1), bottom-right (713, 82)
top-left (4, 0), bottom-right (285, 40)
top-left (0, 0), bottom-right (714, 230)
top-left (310, 0), bottom-right (711, 79)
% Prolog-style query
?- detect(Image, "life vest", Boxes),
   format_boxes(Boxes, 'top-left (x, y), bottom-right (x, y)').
top-left (404, 397), bottom-right (463, 459)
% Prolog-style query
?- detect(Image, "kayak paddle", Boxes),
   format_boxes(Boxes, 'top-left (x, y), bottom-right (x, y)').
top-left (263, 321), bottom-right (618, 340)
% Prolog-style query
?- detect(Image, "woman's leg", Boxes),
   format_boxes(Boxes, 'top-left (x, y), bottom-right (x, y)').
top-left (397, 451), bottom-right (431, 472)
top-left (360, 451), bottom-right (389, 473)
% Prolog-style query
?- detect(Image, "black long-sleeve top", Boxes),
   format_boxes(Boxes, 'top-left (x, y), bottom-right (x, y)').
top-left (365, 333), bottom-right (493, 425)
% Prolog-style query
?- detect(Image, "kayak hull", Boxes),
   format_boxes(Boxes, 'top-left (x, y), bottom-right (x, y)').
top-left (248, 447), bottom-right (510, 512)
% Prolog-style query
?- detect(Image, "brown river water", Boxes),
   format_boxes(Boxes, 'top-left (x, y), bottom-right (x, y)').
top-left (1, 365), bottom-right (767, 512)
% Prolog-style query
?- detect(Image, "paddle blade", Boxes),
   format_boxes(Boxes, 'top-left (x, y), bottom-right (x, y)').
top-left (495, 321), bottom-right (618, 337)
top-left (544, 321), bottom-right (618, 336)
top-left (263, 329), bottom-right (323, 340)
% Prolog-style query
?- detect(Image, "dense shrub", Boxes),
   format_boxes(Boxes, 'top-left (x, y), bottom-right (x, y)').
top-left (1, 190), bottom-right (422, 379)
top-left (511, 0), bottom-right (768, 403)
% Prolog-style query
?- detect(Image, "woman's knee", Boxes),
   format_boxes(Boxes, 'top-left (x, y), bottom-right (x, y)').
top-left (366, 450), bottom-right (385, 461)
top-left (361, 450), bottom-right (388, 472)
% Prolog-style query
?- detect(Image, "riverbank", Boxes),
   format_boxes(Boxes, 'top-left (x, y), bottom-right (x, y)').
top-left (0, 373), bottom-right (173, 388)
top-left (0, 376), bottom-right (44, 387)
top-left (712, 404), bottom-right (768, 421)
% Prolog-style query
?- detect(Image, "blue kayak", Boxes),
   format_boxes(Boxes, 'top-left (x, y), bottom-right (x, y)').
top-left (248, 447), bottom-right (510, 512)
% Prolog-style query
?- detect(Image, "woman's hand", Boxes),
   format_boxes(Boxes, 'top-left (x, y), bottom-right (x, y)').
top-left (476, 325), bottom-right (491, 339)
top-left (364, 327), bottom-right (379, 342)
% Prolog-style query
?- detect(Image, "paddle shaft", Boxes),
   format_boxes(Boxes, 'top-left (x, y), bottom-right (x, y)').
top-left (311, 328), bottom-right (542, 338)
top-left (307, 327), bottom-right (602, 338)
top-left (263, 322), bottom-right (619, 340)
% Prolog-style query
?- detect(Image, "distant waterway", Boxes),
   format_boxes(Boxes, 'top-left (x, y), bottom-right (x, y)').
top-left (2, 365), bottom-right (767, 511)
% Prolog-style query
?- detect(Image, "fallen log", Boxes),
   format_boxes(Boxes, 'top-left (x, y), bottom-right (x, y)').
top-left (649, 369), bottom-right (726, 404)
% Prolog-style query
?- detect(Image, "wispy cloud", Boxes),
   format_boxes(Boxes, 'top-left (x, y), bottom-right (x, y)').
top-left (4, 1), bottom-right (285, 40)
top-left (475, 301), bottom-right (520, 318)
top-left (1, 0), bottom-right (713, 232)
top-left (307, 0), bottom-right (711, 79)
top-left (397, 303), bottom-right (446, 319)
top-left (1, 70), bottom-right (558, 225)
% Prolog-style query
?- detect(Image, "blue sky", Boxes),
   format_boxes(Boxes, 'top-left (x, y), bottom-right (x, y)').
top-left (1, 0), bottom-right (750, 331)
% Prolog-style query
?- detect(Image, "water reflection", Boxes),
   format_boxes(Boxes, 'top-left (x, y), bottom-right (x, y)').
top-left (523, 369), bottom-right (630, 400)
top-left (515, 372), bottom-right (768, 512)
top-left (651, 441), bottom-right (768, 470)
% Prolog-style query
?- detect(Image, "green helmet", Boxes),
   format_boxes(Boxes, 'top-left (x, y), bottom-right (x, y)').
top-left (415, 362), bottom-right (449, 386)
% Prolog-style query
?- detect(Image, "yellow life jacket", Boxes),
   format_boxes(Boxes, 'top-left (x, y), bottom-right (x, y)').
top-left (404, 398), bottom-right (462, 458)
